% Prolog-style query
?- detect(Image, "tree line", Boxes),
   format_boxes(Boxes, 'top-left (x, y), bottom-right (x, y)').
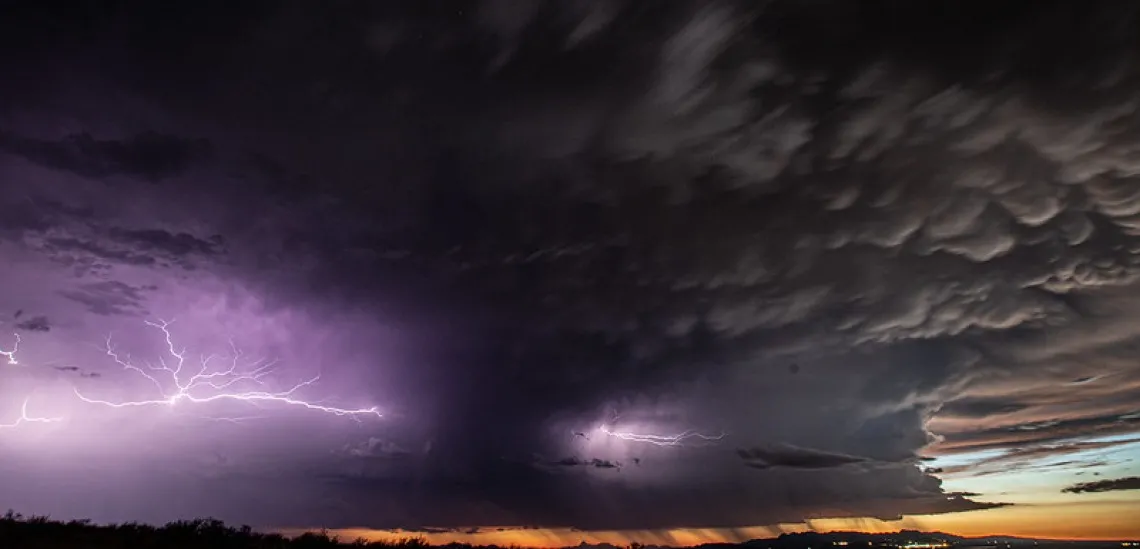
top-left (0, 511), bottom-right (523, 549)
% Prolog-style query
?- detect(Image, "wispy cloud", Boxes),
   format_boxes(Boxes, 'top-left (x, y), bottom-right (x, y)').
top-left (1062, 476), bottom-right (1140, 494)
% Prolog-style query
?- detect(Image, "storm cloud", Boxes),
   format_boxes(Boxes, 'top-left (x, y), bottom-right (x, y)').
top-left (1, 0), bottom-right (1139, 536)
top-left (738, 444), bottom-right (868, 470)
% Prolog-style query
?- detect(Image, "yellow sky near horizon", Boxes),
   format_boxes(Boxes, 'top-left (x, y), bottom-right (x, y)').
top-left (282, 497), bottom-right (1140, 547)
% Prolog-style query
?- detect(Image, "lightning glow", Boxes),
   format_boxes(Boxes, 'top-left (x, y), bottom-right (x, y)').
top-left (72, 319), bottom-right (382, 419)
top-left (0, 398), bottom-right (61, 429)
top-left (598, 424), bottom-right (727, 447)
top-left (1, 333), bottom-right (19, 365)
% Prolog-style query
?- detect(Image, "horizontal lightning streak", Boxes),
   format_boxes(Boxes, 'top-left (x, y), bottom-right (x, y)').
top-left (598, 425), bottom-right (727, 447)
top-left (72, 319), bottom-right (382, 420)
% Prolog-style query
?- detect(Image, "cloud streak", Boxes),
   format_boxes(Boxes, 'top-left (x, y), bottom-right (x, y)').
top-left (1062, 477), bottom-right (1140, 494)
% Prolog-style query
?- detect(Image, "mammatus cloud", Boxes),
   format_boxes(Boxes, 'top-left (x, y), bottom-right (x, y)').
top-left (1062, 476), bottom-right (1140, 494)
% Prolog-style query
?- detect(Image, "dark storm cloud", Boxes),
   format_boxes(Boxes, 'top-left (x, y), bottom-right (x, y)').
top-left (44, 237), bottom-right (159, 267)
top-left (38, 228), bottom-right (221, 273)
top-left (106, 228), bottom-right (222, 259)
top-left (0, 194), bottom-right (95, 237)
top-left (58, 281), bottom-right (153, 317)
top-left (938, 398), bottom-right (1030, 419)
top-left (13, 315), bottom-right (51, 332)
top-left (738, 444), bottom-right (868, 470)
top-left (312, 458), bottom-right (1003, 531)
top-left (339, 438), bottom-right (417, 461)
top-left (0, 130), bottom-right (210, 182)
top-left (549, 457), bottom-right (623, 470)
top-left (2, 0), bottom-right (1140, 533)
top-left (1061, 476), bottom-right (1140, 494)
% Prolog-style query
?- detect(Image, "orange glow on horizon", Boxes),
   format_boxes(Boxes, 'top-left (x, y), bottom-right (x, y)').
top-left (279, 500), bottom-right (1140, 547)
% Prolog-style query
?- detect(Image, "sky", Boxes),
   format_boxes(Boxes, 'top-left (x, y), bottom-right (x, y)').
top-left (0, 0), bottom-right (1139, 545)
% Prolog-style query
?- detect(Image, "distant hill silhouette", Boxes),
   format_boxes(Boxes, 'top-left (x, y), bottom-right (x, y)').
top-left (0, 512), bottom-right (1132, 549)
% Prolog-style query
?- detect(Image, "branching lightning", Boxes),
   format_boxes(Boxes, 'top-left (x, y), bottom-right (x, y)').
top-left (72, 319), bottom-right (382, 420)
top-left (1, 333), bottom-right (19, 365)
top-left (0, 398), bottom-right (61, 429)
top-left (0, 334), bottom-right (58, 432)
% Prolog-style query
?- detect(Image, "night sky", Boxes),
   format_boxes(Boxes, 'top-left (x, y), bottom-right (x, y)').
top-left (1, 0), bottom-right (1139, 545)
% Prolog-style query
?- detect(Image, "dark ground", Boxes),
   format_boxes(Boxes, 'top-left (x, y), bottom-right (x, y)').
top-left (0, 513), bottom-right (1133, 549)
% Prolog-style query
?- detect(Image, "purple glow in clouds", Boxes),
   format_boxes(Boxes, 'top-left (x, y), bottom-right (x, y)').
top-left (597, 424), bottom-right (727, 447)
top-left (588, 408), bottom-right (728, 448)
top-left (1, 316), bottom-right (382, 437)
top-left (72, 318), bottom-right (383, 419)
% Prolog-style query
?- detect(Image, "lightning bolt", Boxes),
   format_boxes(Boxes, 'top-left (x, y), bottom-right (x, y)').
top-left (598, 424), bottom-right (727, 447)
top-left (0, 398), bottom-right (61, 429)
top-left (1, 333), bottom-right (19, 365)
top-left (72, 319), bottom-right (382, 420)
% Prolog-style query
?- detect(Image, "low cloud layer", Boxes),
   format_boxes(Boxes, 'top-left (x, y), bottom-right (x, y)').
top-left (738, 444), bottom-right (868, 470)
top-left (1, 0), bottom-right (1138, 535)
